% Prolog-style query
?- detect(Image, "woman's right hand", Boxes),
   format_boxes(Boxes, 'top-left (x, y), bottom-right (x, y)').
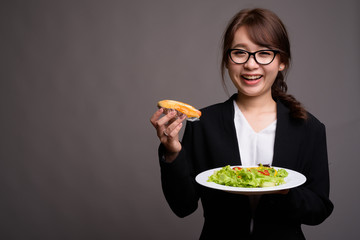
top-left (150, 108), bottom-right (186, 162)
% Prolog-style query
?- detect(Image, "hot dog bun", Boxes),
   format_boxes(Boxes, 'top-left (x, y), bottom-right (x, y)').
top-left (157, 100), bottom-right (201, 119)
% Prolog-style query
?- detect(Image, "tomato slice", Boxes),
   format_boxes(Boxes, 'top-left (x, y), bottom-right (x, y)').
top-left (233, 167), bottom-right (242, 171)
top-left (258, 170), bottom-right (270, 176)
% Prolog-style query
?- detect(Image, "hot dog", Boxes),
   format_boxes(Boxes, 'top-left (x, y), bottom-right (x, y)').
top-left (157, 100), bottom-right (201, 119)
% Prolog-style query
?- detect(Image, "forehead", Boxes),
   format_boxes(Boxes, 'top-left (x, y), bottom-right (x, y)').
top-left (231, 26), bottom-right (263, 50)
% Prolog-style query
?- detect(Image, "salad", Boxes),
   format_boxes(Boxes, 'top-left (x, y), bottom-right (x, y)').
top-left (207, 165), bottom-right (288, 188)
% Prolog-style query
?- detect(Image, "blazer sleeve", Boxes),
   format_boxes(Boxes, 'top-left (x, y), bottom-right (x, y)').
top-left (158, 121), bottom-right (200, 218)
top-left (262, 119), bottom-right (334, 226)
top-left (289, 121), bottom-right (334, 225)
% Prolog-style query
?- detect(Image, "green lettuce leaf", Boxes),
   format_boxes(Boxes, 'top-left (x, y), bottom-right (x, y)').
top-left (207, 165), bottom-right (288, 188)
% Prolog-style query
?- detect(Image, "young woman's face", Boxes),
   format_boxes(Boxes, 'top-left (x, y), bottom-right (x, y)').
top-left (227, 26), bottom-right (285, 98)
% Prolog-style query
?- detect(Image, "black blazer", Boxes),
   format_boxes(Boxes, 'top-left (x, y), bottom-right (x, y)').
top-left (159, 94), bottom-right (333, 240)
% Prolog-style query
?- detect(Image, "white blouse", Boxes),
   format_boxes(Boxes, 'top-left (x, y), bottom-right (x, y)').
top-left (233, 101), bottom-right (276, 166)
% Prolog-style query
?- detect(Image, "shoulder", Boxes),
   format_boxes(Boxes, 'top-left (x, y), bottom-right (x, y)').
top-left (277, 100), bottom-right (326, 133)
top-left (185, 95), bottom-right (235, 133)
top-left (303, 112), bottom-right (326, 139)
top-left (305, 111), bottom-right (325, 128)
top-left (201, 102), bottom-right (227, 117)
top-left (199, 95), bottom-right (236, 120)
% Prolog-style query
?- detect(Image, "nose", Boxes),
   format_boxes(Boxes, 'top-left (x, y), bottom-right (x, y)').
top-left (244, 55), bottom-right (259, 69)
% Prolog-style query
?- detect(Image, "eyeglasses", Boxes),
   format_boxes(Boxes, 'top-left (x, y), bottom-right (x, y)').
top-left (228, 49), bottom-right (279, 65)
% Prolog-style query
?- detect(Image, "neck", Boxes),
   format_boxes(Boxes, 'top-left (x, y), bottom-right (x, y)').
top-left (235, 91), bottom-right (276, 114)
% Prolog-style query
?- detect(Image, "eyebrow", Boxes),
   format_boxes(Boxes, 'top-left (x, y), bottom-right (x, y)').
top-left (232, 43), bottom-right (247, 48)
top-left (231, 44), bottom-right (271, 51)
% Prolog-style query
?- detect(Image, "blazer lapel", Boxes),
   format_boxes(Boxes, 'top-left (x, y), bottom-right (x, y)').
top-left (272, 101), bottom-right (302, 169)
top-left (221, 94), bottom-right (242, 165)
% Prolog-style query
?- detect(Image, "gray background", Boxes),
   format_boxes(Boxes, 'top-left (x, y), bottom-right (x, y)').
top-left (0, 0), bottom-right (359, 239)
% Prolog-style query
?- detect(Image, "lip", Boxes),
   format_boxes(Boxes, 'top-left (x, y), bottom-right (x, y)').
top-left (241, 74), bottom-right (263, 85)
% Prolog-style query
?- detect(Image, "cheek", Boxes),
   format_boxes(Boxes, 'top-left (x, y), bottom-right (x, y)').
top-left (264, 64), bottom-right (280, 80)
top-left (227, 64), bottom-right (241, 76)
top-left (226, 66), bottom-right (241, 87)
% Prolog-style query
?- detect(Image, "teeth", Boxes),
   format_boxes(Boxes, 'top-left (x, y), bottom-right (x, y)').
top-left (243, 75), bottom-right (262, 80)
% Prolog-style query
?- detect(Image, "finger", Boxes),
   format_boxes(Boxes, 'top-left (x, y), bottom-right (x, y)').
top-left (167, 111), bottom-right (186, 125)
top-left (168, 122), bottom-right (183, 138)
top-left (165, 114), bottom-right (186, 138)
top-left (150, 108), bottom-right (164, 127)
top-left (154, 111), bottom-right (179, 138)
top-left (155, 110), bottom-right (178, 129)
top-left (278, 189), bottom-right (290, 195)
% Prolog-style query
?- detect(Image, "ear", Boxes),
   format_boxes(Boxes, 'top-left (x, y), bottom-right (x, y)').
top-left (278, 63), bottom-right (285, 71)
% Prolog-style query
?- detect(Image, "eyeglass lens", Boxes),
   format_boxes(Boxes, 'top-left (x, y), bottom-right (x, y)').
top-left (230, 50), bottom-right (276, 65)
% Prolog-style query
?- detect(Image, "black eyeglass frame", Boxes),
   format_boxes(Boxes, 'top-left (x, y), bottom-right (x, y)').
top-left (228, 49), bottom-right (280, 65)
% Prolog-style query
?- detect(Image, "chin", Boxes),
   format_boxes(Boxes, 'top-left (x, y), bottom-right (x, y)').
top-left (238, 88), bottom-right (264, 97)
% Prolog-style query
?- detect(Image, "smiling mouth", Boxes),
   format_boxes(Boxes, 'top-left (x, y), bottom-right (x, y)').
top-left (242, 75), bottom-right (262, 81)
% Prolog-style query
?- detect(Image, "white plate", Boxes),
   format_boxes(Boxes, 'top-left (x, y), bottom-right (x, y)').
top-left (195, 165), bottom-right (306, 195)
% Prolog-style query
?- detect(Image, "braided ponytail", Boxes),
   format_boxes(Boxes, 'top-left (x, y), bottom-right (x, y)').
top-left (272, 72), bottom-right (308, 120)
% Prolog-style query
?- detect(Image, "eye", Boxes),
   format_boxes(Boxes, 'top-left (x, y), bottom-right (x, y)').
top-left (258, 51), bottom-right (272, 56)
top-left (232, 49), bottom-right (247, 56)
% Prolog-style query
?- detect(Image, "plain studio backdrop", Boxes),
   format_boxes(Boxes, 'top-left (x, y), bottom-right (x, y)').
top-left (0, 0), bottom-right (359, 239)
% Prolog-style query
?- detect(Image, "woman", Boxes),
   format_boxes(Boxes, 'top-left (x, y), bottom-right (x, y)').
top-left (150, 8), bottom-right (333, 239)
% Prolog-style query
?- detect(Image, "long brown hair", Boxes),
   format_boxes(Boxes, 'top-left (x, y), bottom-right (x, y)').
top-left (221, 8), bottom-right (307, 120)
